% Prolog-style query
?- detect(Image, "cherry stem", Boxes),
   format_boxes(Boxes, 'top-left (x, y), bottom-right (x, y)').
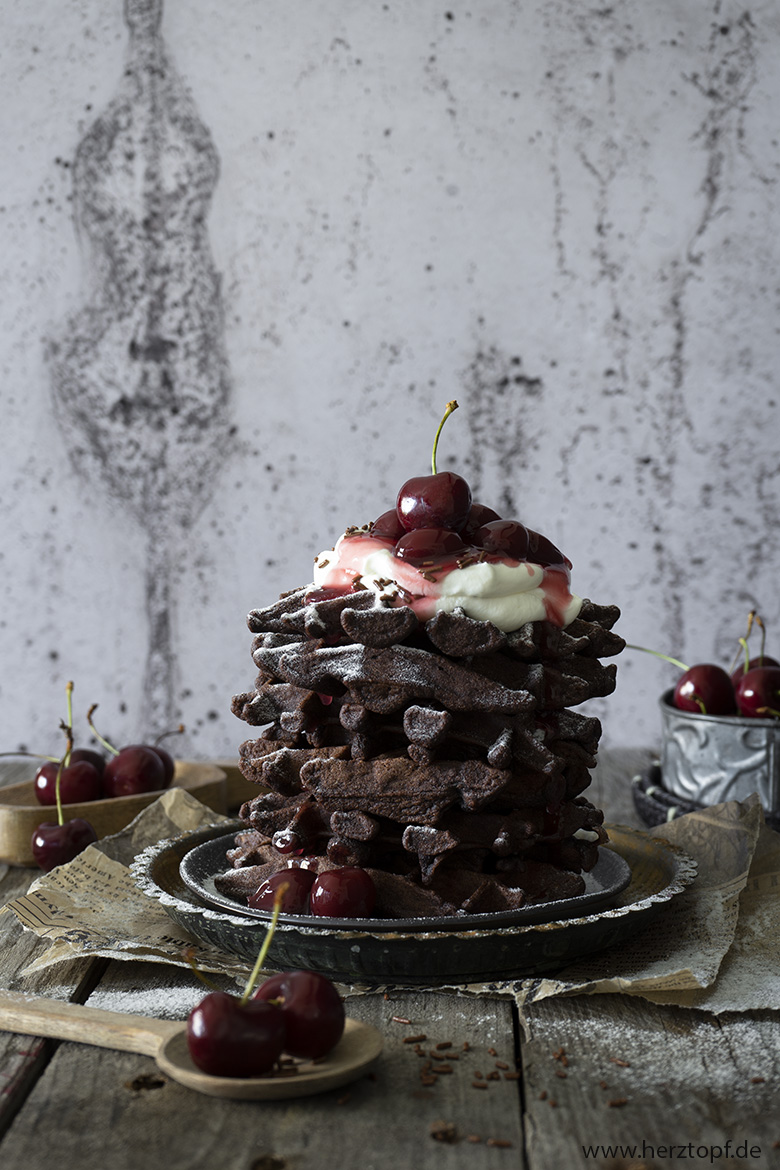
top-left (739, 637), bottom-right (750, 677)
top-left (728, 610), bottom-right (756, 673)
top-left (240, 882), bottom-right (288, 1006)
top-left (155, 724), bottom-right (185, 747)
top-left (183, 947), bottom-right (222, 992)
top-left (431, 400), bottom-right (459, 476)
top-left (625, 644), bottom-right (689, 672)
top-left (86, 704), bottom-right (120, 757)
top-left (0, 751), bottom-right (59, 762)
top-left (756, 614), bottom-right (767, 665)
top-left (56, 681), bottom-right (75, 827)
top-left (757, 706), bottom-right (780, 719)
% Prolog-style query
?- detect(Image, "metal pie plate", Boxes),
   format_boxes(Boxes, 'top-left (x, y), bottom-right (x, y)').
top-left (132, 822), bottom-right (697, 985)
top-left (178, 830), bottom-right (632, 931)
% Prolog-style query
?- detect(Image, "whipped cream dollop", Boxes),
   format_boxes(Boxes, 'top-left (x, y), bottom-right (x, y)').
top-left (312, 533), bottom-right (582, 631)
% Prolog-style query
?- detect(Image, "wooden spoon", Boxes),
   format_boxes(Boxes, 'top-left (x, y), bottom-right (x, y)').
top-left (0, 989), bottom-right (382, 1099)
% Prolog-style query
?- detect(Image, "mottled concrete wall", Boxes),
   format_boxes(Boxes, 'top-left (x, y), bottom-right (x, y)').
top-left (0, 0), bottom-right (778, 759)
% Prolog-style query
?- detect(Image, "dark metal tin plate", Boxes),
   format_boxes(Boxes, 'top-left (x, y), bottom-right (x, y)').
top-left (131, 822), bottom-right (697, 985)
top-left (178, 831), bottom-right (632, 931)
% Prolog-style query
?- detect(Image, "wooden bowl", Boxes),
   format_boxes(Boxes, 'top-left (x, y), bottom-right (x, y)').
top-left (0, 760), bottom-right (227, 867)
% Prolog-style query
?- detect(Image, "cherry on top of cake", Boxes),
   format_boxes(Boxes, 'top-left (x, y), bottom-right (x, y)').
top-left (306, 402), bottom-right (579, 631)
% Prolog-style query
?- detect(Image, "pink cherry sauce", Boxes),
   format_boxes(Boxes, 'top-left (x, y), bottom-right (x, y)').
top-left (308, 532), bottom-right (575, 629)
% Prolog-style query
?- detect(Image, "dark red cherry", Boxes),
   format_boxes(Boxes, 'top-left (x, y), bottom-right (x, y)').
top-left (272, 828), bottom-right (304, 856)
top-left (31, 818), bottom-right (98, 872)
top-left (734, 667), bottom-right (780, 719)
top-left (473, 519), bottom-right (531, 560)
top-left (369, 509), bottom-right (405, 541)
top-left (730, 655), bottom-right (780, 685)
top-left (255, 970), bottom-right (345, 1059)
top-left (673, 665), bottom-right (737, 716)
top-left (309, 867), bottom-right (376, 918)
top-left (149, 745), bottom-right (175, 785)
top-left (186, 991), bottom-right (286, 1078)
top-left (394, 527), bottom-right (468, 565)
top-left (461, 503), bottom-right (500, 540)
top-left (248, 868), bottom-right (316, 913)
top-left (69, 748), bottom-right (106, 777)
top-left (34, 760), bottom-right (102, 806)
top-left (102, 745), bottom-right (165, 797)
top-left (396, 471), bottom-right (472, 532)
top-left (527, 528), bottom-right (568, 569)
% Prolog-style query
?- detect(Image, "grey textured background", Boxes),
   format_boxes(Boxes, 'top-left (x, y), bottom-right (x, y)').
top-left (1, 0), bottom-right (778, 760)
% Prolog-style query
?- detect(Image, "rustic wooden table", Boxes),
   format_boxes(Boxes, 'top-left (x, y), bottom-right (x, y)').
top-left (1, 751), bottom-right (778, 1170)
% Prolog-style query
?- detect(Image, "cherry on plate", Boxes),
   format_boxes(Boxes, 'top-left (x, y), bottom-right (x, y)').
top-left (186, 991), bottom-right (286, 1077)
top-left (272, 827), bottom-right (304, 856)
top-left (309, 867), bottom-right (376, 918)
top-left (248, 868), bottom-right (316, 914)
top-left (255, 970), bottom-right (345, 1059)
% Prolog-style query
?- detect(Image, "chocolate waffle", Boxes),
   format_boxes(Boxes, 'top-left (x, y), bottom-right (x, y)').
top-left (222, 589), bottom-right (624, 918)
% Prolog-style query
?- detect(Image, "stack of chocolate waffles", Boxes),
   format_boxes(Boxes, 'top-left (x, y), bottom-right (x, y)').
top-left (218, 587), bottom-right (625, 919)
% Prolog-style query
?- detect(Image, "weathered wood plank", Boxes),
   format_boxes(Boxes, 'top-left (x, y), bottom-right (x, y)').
top-left (0, 864), bottom-right (106, 1138)
top-left (521, 993), bottom-right (780, 1169)
top-left (1, 750), bottom-right (777, 1170)
top-left (0, 966), bottom-right (526, 1170)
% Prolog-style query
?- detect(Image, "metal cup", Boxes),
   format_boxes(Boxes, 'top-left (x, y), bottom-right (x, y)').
top-left (659, 689), bottom-right (780, 810)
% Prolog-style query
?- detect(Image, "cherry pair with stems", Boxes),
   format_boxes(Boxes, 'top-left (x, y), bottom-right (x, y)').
top-left (187, 887), bottom-right (345, 1077)
top-left (22, 682), bottom-right (180, 871)
top-left (628, 611), bottom-right (780, 719)
top-left (351, 400), bottom-right (568, 570)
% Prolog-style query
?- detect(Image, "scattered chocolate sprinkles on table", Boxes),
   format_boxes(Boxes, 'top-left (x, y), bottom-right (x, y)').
top-left (429, 1120), bottom-right (458, 1143)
